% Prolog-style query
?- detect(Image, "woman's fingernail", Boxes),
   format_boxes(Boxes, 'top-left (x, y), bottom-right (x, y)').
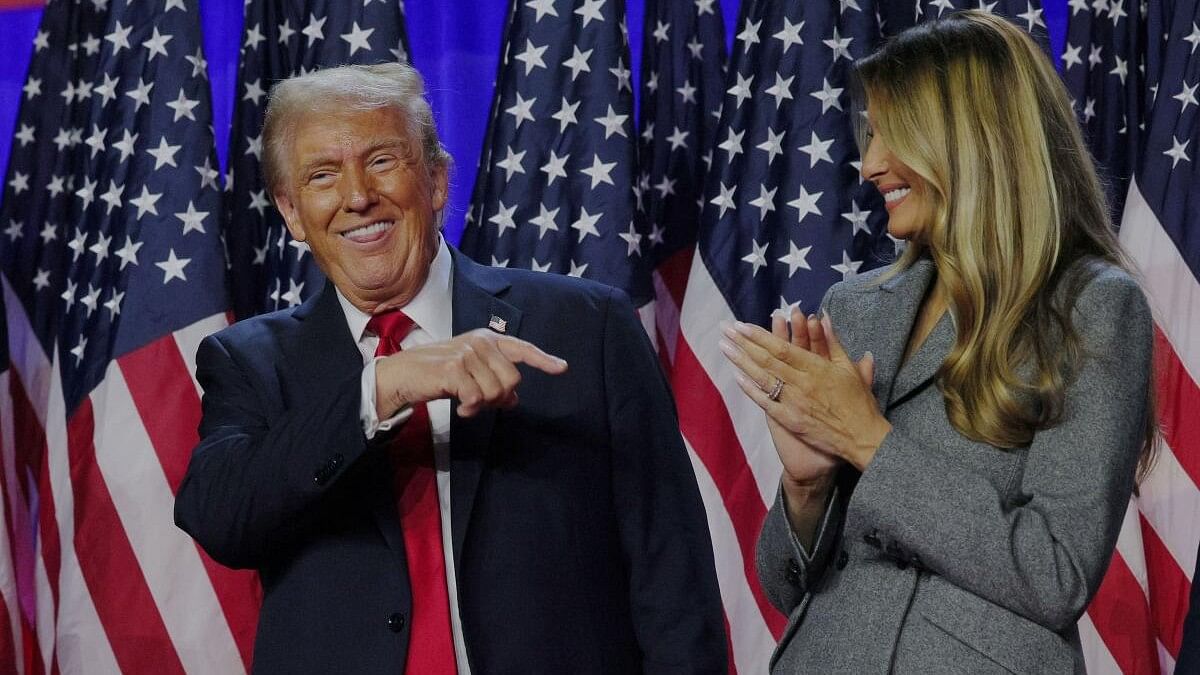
top-left (718, 339), bottom-right (736, 355)
top-left (734, 321), bottom-right (753, 335)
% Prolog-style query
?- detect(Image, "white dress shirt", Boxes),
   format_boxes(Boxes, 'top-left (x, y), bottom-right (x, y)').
top-left (335, 238), bottom-right (472, 674)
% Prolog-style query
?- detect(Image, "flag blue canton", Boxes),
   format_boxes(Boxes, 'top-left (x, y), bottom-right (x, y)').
top-left (461, 0), bottom-right (652, 304)
top-left (636, 0), bottom-right (727, 269)
top-left (696, 0), bottom-right (893, 327)
top-left (0, 0), bottom-right (226, 412)
top-left (878, 0), bottom-right (1047, 36)
top-left (224, 0), bottom-right (410, 320)
top-left (1063, 0), bottom-right (1145, 219)
top-left (1136, 0), bottom-right (1200, 279)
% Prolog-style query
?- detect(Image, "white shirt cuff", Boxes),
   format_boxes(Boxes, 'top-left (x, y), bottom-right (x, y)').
top-left (361, 356), bottom-right (413, 439)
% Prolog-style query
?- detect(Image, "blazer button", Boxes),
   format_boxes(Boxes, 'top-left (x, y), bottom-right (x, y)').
top-left (835, 549), bottom-right (849, 571)
top-left (785, 559), bottom-right (802, 586)
top-left (862, 530), bottom-right (881, 549)
top-left (387, 612), bottom-right (406, 633)
top-left (329, 453), bottom-right (344, 469)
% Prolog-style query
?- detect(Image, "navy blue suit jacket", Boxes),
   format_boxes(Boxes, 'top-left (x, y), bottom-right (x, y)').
top-left (174, 249), bottom-right (727, 673)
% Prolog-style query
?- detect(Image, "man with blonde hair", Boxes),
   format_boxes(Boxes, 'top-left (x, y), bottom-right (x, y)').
top-left (174, 63), bottom-right (726, 674)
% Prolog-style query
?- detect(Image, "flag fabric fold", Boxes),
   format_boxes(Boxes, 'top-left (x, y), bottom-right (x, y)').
top-left (635, 0), bottom-right (727, 367)
top-left (460, 0), bottom-right (652, 308)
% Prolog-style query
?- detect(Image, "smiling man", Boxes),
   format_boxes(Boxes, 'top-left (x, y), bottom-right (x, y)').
top-left (174, 63), bottom-right (726, 674)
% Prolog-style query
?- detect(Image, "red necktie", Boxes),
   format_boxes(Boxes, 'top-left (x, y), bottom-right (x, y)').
top-left (367, 311), bottom-right (458, 675)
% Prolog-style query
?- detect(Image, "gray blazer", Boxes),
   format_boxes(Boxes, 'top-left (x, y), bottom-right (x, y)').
top-left (757, 257), bottom-right (1153, 674)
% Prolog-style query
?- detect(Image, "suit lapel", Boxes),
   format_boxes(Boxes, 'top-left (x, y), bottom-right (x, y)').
top-left (284, 282), bottom-right (408, 557)
top-left (888, 311), bottom-right (955, 407)
top-left (283, 281), bottom-right (364, 395)
top-left (851, 257), bottom-right (938, 408)
top-left (447, 249), bottom-right (522, 570)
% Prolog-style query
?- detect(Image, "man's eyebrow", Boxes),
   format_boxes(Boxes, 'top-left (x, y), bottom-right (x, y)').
top-left (298, 155), bottom-right (338, 177)
top-left (297, 138), bottom-right (413, 176)
top-left (363, 137), bottom-right (411, 154)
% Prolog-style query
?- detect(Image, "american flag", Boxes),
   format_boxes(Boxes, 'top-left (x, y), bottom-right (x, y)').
top-left (1068, 0), bottom-right (1200, 672)
top-left (459, 0), bottom-right (653, 309)
top-left (669, 1), bottom-right (891, 670)
top-left (635, 0), bottom-right (726, 367)
top-left (877, 0), bottom-right (1048, 35)
top-left (224, 0), bottom-right (410, 320)
top-left (1062, 0), bottom-right (1145, 220)
top-left (0, 0), bottom-right (257, 672)
top-left (668, 2), bottom-right (1045, 672)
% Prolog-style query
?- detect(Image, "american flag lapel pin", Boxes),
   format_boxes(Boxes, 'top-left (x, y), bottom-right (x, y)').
top-left (488, 315), bottom-right (507, 333)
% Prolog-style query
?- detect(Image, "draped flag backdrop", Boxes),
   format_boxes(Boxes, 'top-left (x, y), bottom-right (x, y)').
top-left (3, 1), bottom-right (1198, 675)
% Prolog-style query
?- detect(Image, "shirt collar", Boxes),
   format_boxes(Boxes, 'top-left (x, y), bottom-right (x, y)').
top-left (335, 236), bottom-right (454, 343)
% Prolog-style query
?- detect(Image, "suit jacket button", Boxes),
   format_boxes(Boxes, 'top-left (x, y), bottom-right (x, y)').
top-left (886, 541), bottom-right (909, 569)
top-left (329, 453), bottom-right (344, 469)
top-left (835, 549), bottom-right (849, 571)
top-left (785, 559), bottom-right (801, 586)
top-left (863, 530), bottom-right (881, 548)
top-left (387, 612), bottom-right (406, 633)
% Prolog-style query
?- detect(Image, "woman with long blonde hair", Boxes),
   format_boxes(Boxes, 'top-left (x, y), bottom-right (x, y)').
top-left (721, 11), bottom-right (1157, 673)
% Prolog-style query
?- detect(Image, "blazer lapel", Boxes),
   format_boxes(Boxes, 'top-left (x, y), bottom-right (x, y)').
top-left (447, 249), bottom-right (523, 570)
top-left (851, 257), bottom-right (938, 408)
top-left (888, 311), bottom-right (955, 407)
top-left (284, 282), bottom-right (407, 557)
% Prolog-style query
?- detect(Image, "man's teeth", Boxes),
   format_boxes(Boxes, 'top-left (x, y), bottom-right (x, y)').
top-left (884, 187), bottom-right (910, 203)
top-left (343, 220), bottom-right (394, 238)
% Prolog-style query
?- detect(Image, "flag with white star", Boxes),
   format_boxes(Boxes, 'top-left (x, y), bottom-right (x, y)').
top-left (880, 0), bottom-right (1048, 34)
top-left (1063, 0), bottom-right (1146, 219)
top-left (460, 0), bottom-right (652, 305)
top-left (0, 0), bottom-right (258, 671)
top-left (670, 3), bottom-right (1047, 672)
top-left (635, 0), bottom-right (727, 363)
top-left (1068, 0), bottom-right (1200, 673)
top-left (225, 0), bottom-right (411, 319)
top-left (694, 0), bottom-right (896, 329)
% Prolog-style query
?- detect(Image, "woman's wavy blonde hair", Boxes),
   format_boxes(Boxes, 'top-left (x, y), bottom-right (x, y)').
top-left (851, 10), bottom-right (1157, 477)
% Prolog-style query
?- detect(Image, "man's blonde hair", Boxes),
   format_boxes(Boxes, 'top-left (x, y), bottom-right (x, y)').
top-left (261, 62), bottom-right (451, 197)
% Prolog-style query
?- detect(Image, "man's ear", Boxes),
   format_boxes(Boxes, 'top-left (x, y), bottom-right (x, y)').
top-left (274, 190), bottom-right (307, 242)
top-left (431, 162), bottom-right (449, 212)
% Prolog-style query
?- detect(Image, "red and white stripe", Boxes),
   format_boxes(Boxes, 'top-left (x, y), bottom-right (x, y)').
top-left (0, 275), bottom-right (260, 673)
top-left (671, 250), bottom-right (788, 674)
top-left (1080, 178), bottom-right (1200, 675)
